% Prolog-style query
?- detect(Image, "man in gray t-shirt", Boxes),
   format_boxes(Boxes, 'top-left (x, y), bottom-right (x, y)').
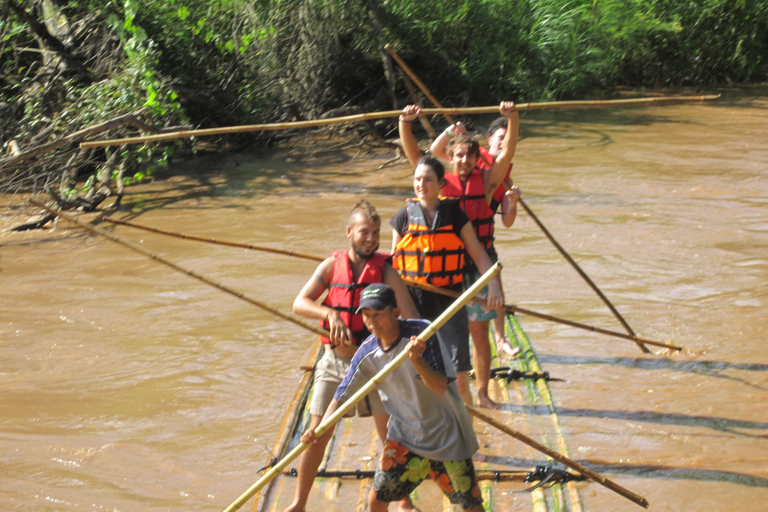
top-left (301, 283), bottom-right (484, 511)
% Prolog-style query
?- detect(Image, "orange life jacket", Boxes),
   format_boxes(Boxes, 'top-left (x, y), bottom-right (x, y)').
top-left (442, 168), bottom-right (496, 249)
top-left (393, 199), bottom-right (465, 287)
top-left (320, 250), bottom-right (388, 346)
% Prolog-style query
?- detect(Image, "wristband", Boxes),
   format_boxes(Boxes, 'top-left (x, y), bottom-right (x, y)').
top-left (444, 126), bottom-right (455, 137)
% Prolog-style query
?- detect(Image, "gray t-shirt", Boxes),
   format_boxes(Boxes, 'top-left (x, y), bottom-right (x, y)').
top-left (334, 319), bottom-right (478, 461)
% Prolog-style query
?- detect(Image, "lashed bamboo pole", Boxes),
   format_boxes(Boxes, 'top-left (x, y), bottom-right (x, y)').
top-left (222, 262), bottom-right (503, 512)
top-left (468, 407), bottom-right (649, 508)
top-left (29, 199), bottom-right (329, 339)
top-left (507, 314), bottom-right (584, 512)
top-left (250, 338), bottom-right (323, 512)
top-left (79, 95), bottom-right (720, 149)
top-left (385, 43), bottom-right (648, 353)
top-left (100, 217), bottom-right (681, 351)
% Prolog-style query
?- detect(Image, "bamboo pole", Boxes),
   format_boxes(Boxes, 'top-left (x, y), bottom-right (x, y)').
top-left (102, 217), bottom-right (324, 262)
top-left (29, 199), bottom-right (330, 339)
top-left (250, 338), bottom-right (323, 512)
top-left (514, 190), bottom-right (648, 352)
top-left (100, 217), bottom-right (681, 351)
top-left (385, 43), bottom-right (648, 353)
top-left (222, 262), bottom-right (503, 512)
top-left (384, 44), bottom-right (457, 126)
top-left (79, 95), bottom-right (720, 149)
top-left (409, 281), bottom-right (682, 351)
top-left (468, 407), bottom-right (648, 508)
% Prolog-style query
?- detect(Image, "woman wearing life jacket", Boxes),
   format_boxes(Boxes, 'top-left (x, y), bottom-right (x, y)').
top-left (400, 103), bottom-right (517, 409)
top-left (390, 105), bottom-right (504, 407)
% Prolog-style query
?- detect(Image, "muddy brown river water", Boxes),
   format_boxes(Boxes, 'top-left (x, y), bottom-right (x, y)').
top-left (1, 88), bottom-right (767, 512)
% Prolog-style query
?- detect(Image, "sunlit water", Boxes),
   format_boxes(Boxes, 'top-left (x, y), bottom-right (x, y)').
top-left (2, 88), bottom-right (767, 512)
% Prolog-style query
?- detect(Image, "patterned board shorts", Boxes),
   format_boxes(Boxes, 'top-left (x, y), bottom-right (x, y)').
top-left (463, 266), bottom-right (498, 322)
top-left (372, 440), bottom-right (483, 510)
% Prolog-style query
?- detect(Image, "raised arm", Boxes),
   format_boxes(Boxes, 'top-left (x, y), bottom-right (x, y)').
top-left (398, 105), bottom-right (424, 168)
top-left (429, 122), bottom-right (467, 161)
top-left (484, 102), bottom-right (519, 198)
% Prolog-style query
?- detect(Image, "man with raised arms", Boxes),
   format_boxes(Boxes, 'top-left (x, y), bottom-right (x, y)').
top-left (431, 116), bottom-right (522, 359)
top-left (283, 200), bottom-right (418, 512)
top-left (303, 283), bottom-right (484, 512)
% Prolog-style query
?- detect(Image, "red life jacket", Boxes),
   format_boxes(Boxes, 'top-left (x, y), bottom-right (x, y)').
top-left (320, 250), bottom-right (388, 346)
top-left (478, 146), bottom-right (513, 213)
top-left (393, 199), bottom-right (466, 287)
top-left (442, 169), bottom-right (496, 249)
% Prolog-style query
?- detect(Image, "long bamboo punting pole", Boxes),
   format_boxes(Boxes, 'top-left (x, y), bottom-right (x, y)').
top-left (385, 43), bottom-right (648, 353)
top-left (409, 281), bottom-right (681, 351)
top-left (100, 217), bottom-right (681, 351)
top-left (79, 95), bottom-right (720, 149)
top-left (102, 217), bottom-right (323, 262)
top-left (468, 407), bottom-right (649, 509)
top-left (222, 262), bottom-right (503, 512)
top-left (512, 187), bottom-right (649, 352)
top-left (29, 200), bottom-right (330, 339)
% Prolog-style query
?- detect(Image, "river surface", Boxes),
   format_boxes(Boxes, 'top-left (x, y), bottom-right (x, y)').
top-left (1, 88), bottom-right (767, 512)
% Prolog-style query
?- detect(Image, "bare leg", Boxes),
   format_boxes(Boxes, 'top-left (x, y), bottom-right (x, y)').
top-left (282, 415), bottom-right (335, 512)
top-left (470, 320), bottom-right (499, 409)
top-left (493, 311), bottom-right (520, 358)
top-left (369, 488), bottom-right (390, 512)
top-left (456, 370), bottom-right (473, 406)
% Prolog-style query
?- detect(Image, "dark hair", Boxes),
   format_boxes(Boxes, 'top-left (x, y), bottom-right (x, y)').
top-left (487, 117), bottom-right (507, 138)
top-left (447, 135), bottom-right (480, 158)
top-left (348, 199), bottom-right (380, 226)
top-left (415, 156), bottom-right (445, 182)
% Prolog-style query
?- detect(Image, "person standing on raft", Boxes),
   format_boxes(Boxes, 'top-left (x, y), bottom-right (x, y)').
top-left (282, 200), bottom-right (418, 512)
top-left (397, 102), bottom-right (516, 408)
top-left (392, 106), bottom-right (504, 408)
top-left (303, 283), bottom-right (485, 512)
top-left (430, 115), bottom-right (522, 360)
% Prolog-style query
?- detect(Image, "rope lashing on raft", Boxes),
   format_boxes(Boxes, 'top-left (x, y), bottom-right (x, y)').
top-left (272, 465), bottom-right (585, 486)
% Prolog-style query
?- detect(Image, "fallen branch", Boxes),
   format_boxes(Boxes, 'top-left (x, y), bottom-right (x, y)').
top-left (0, 109), bottom-right (147, 173)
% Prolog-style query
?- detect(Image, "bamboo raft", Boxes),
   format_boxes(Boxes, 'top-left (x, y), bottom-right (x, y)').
top-left (249, 314), bottom-right (584, 512)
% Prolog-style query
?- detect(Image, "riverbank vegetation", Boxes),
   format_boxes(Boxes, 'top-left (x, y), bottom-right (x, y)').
top-left (2, 0), bottom-right (766, 215)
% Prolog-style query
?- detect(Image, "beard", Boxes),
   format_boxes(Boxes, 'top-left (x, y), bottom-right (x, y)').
top-left (352, 240), bottom-right (378, 260)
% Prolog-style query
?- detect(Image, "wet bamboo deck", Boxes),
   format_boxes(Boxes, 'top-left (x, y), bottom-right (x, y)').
top-left (251, 315), bottom-right (583, 512)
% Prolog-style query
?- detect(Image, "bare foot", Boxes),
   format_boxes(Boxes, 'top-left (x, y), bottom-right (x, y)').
top-left (477, 394), bottom-right (500, 410)
top-left (398, 496), bottom-right (420, 512)
top-left (497, 338), bottom-right (521, 359)
top-left (281, 503), bottom-right (304, 512)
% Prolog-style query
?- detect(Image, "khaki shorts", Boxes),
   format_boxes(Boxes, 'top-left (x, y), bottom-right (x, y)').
top-left (309, 349), bottom-right (386, 418)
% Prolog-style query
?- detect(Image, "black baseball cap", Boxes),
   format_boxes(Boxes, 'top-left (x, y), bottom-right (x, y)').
top-left (356, 283), bottom-right (397, 312)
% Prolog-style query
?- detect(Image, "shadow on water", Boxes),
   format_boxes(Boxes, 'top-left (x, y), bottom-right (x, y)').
top-left (538, 354), bottom-right (768, 390)
top-left (501, 403), bottom-right (768, 438)
top-left (483, 455), bottom-right (768, 488)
